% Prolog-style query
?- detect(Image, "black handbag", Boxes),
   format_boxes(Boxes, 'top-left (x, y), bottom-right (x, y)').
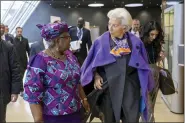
top-left (81, 81), bottom-right (108, 123)
top-left (159, 69), bottom-right (176, 95)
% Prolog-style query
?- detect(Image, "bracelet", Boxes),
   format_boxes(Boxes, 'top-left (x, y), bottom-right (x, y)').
top-left (81, 98), bottom-right (87, 103)
top-left (82, 98), bottom-right (87, 101)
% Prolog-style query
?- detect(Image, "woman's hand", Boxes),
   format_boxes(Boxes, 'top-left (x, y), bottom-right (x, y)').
top-left (159, 51), bottom-right (165, 60)
top-left (94, 73), bottom-right (103, 90)
top-left (82, 99), bottom-right (90, 114)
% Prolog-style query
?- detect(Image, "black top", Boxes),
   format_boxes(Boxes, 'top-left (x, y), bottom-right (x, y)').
top-left (145, 42), bottom-right (158, 64)
top-left (13, 36), bottom-right (30, 71)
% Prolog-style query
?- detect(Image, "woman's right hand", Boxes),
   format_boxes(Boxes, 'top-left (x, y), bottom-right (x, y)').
top-left (94, 73), bottom-right (103, 90)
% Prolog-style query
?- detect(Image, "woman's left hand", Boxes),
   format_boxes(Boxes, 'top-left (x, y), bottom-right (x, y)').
top-left (82, 100), bottom-right (90, 113)
top-left (159, 51), bottom-right (165, 60)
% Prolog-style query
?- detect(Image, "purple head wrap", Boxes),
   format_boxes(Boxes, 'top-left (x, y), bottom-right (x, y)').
top-left (36, 22), bottom-right (68, 41)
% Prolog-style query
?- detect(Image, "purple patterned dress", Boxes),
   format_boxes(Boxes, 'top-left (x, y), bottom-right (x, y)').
top-left (23, 50), bottom-right (82, 123)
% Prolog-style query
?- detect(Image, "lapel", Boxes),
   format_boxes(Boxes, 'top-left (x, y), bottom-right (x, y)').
top-left (75, 27), bottom-right (78, 36)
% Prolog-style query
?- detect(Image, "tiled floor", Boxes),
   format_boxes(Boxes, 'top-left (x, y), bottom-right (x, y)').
top-left (6, 92), bottom-right (184, 122)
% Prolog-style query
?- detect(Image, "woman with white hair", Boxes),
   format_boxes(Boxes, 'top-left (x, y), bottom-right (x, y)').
top-left (81, 8), bottom-right (154, 122)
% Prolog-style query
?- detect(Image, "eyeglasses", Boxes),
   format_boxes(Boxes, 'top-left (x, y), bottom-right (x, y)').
top-left (108, 23), bottom-right (120, 28)
top-left (60, 36), bottom-right (71, 40)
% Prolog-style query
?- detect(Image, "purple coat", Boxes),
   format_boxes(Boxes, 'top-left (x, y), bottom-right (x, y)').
top-left (80, 31), bottom-right (154, 120)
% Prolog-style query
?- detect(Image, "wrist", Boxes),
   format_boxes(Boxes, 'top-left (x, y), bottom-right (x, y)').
top-left (94, 72), bottom-right (101, 78)
top-left (34, 117), bottom-right (43, 122)
top-left (81, 97), bottom-right (87, 103)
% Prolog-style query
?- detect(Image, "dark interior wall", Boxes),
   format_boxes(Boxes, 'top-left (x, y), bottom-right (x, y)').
top-left (23, 1), bottom-right (161, 43)
top-left (127, 7), bottom-right (162, 25)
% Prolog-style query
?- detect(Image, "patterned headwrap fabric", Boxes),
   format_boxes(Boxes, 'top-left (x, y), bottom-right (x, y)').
top-left (36, 22), bottom-right (68, 41)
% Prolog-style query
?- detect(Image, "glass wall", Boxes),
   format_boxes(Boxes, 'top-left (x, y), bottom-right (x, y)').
top-left (164, 7), bottom-right (174, 73)
top-left (1, 1), bottom-right (40, 35)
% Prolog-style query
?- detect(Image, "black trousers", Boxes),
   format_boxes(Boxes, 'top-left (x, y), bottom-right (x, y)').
top-left (100, 77), bottom-right (140, 123)
top-left (0, 94), bottom-right (7, 122)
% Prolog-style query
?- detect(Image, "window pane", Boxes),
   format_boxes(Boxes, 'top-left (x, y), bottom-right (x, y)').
top-left (1, 1), bottom-right (13, 20)
top-left (1, 1), bottom-right (40, 35)
top-left (3, 1), bottom-right (24, 25)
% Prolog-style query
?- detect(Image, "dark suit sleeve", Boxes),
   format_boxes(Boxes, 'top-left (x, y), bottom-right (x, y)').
top-left (87, 30), bottom-right (92, 50)
top-left (9, 45), bottom-right (21, 94)
top-left (69, 28), bottom-right (72, 36)
top-left (10, 36), bottom-right (14, 44)
top-left (26, 39), bottom-right (30, 56)
top-left (69, 28), bottom-right (74, 38)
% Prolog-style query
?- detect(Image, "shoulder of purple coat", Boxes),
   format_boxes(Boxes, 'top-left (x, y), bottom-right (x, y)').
top-left (128, 32), bottom-right (148, 63)
top-left (129, 32), bottom-right (154, 91)
top-left (80, 38), bottom-right (97, 86)
top-left (80, 32), bottom-right (110, 86)
top-left (128, 32), bottom-right (143, 44)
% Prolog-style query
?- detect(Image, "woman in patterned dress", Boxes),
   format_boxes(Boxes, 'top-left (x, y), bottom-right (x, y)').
top-left (23, 22), bottom-right (90, 123)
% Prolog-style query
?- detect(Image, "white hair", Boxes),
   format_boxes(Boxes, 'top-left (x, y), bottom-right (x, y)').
top-left (107, 8), bottom-right (133, 31)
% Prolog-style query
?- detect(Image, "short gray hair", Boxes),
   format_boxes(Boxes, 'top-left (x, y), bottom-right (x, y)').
top-left (107, 8), bottom-right (132, 30)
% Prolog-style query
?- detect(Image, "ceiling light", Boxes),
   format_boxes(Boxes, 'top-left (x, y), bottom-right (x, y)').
top-left (88, 3), bottom-right (104, 7)
top-left (125, 3), bottom-right (143, 7)
top-left (166, 1), bottom-right (179, 5)
top-left (68, 6), bottom-right (71, 8)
